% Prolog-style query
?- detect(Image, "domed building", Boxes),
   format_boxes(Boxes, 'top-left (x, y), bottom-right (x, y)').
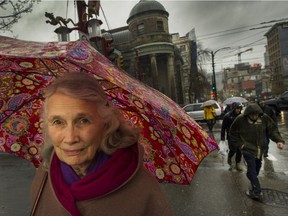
top-left (102, 0), bottom-right (184, 103)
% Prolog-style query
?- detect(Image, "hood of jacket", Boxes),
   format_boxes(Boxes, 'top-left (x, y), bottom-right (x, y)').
top-left (243, 103), bottom-right (263, 116)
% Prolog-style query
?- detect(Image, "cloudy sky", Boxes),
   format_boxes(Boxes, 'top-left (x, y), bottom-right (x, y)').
top-left (2, 0), bottom-right (288, 72)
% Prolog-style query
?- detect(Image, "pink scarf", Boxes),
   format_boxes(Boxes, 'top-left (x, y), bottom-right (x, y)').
top-left (50, 144), bottom-right (139, 216)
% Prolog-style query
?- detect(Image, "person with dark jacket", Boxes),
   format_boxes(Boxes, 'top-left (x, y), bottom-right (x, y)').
top-left (221, 102), bottom-right (243, 171)
top-left (223, 104), bottom-right (232, 115)
top-left (258, 101), bottom-right (278, 157)
top-left (229, 103), bottom-right (285, 201)
top-left (30, 73), bottom-right (172, 216)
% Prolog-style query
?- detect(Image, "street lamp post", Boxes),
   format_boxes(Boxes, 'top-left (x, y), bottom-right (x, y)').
top-left (211, 47), bottom-right (230, 101)
top-left (45, 1), bottom-right (117, 61)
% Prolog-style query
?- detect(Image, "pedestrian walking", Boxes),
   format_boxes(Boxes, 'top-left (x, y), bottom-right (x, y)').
top-left (223, 104), bottom-right (232, 115)
top-left (258, 100), bottom-right (278, 157)
top-left (203, 105), bottom-right (216, 131)
top-left (30, 73), bottom-right (172, 216)
top-left (220, 102), bottom-right (243, 171)
top-left (229, 103), bottom-right (285, 201)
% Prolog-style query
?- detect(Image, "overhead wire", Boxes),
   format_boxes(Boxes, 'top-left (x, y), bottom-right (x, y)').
top-left (65, 0), bottom-right (69, 19)
top-left (198, 23), bottom-right (260, 38)
top-left (197, 17), bottom-right (288, 41)
top-left (198, 18), bottom-right (288, 69)
top-left (100, 5), bottom-right (111, 30)
top-left (223, 30), bottom-right (267, 49)
top-left (202, 56), bottom-right (264, 66)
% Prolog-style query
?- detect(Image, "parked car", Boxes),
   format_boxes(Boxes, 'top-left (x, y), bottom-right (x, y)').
top-left (263, 91), bottom-right (288, 115)
top-left (183, 102), bottom-right (223, 122)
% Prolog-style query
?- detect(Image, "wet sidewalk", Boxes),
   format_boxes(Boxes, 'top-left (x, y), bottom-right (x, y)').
top-left (1, 140), bottom-right (288, 215)
top-left (0, 153), bottom-right (35, 215)
top-left (161, 149), bottom-right (288, 216)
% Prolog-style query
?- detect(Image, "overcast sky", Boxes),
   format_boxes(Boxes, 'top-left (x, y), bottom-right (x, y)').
top-left (2, 0), bottom-right (288, 72)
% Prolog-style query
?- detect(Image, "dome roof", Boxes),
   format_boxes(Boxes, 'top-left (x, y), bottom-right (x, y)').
top-left (127, 0), bottom-right (169, 23)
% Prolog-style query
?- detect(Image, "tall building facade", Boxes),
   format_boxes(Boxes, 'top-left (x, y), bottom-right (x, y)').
top-left (264, 21), bottom-right (288, 94)
top-left (171, 33), bottom-right (191, 103)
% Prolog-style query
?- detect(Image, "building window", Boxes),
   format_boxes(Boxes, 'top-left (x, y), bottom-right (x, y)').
top-left (137, 23), bottom-right (144, 30)
top-left (180, 45), bottom-right (186, 52)
top-left (137, 23), bottom-right (145, 34)
top-left (157, 21), bottom-right (164, 31)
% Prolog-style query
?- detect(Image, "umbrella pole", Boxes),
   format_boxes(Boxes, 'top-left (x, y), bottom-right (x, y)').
top-left (30, 172), bottom-right (48, 216)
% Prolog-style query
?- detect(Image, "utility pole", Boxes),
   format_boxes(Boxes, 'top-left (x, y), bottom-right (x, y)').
top-left (211, 47), bottom-right (230, 101)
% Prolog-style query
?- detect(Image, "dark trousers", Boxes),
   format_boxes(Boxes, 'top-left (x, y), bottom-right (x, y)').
top-left (228, 141), bottom-right (242, 163)
top-left (206, 119), bottom-right (215, 131)
top-left (242, 151), bottom-right (262, 194)
top-left (264, 134), bottom-right (269, 155)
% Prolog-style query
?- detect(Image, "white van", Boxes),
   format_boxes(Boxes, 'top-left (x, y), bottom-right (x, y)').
top-left (183, 102), bottom-right (223, 122)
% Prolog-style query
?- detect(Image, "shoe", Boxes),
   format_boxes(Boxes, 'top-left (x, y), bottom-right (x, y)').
top-left (236, 163), bottom-right (243, 171)
top-left (245, 190), bottom-right (263, 201)
top-left (264, 153), bottom-right (268, 157)
top-left (227, 157), bottom-right (232, 166)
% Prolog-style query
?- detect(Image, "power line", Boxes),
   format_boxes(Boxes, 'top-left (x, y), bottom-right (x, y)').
top-left (198, 23), bottom-right (260, 38)
top-left (260, 17), bottom-right (288, 24)
top-left (223, 30), bottom-right (267, 49)
top-left (197, 17), bottom-right (288, 40)
top-left (198, 29), bottom-right (253, 41)
top-left (100, 5), bottom-right (111, 30)
top-left (65, 0), bottom-right (69, 19)
top-left (203, 56), bottom-right (264, 66)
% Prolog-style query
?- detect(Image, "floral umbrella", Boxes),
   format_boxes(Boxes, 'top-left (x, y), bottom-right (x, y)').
top-left (0, 36), bottom-right (218, 185)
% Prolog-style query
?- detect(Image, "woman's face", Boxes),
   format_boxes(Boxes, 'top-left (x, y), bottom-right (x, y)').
top-left (46, 92), bottom-right (106, 170)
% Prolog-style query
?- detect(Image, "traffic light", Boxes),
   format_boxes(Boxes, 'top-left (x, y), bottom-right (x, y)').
top-left (211, 85), bottom-right (216, 92)
top-left (117, 55), bottom-right (124, 68)
top-left (211, 84), bottom-right (216, 99)
top-left (103, 38), bottom-right (115, 61)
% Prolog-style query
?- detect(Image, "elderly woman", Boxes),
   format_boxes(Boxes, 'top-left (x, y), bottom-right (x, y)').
top-left (30, 72), bottom-right (172, 216)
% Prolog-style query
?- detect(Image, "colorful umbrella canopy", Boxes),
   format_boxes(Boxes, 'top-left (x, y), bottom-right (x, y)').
top-left (223, 96), bottom-right (248, 105)
top-left (0, 36), bottom-right (218, 185)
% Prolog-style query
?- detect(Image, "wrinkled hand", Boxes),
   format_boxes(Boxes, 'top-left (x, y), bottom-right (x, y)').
top-left (277, 142), bottom-right (285, 149)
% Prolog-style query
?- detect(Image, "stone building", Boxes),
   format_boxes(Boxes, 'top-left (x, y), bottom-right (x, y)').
top-left (102, 0), bottom-right (184, 103)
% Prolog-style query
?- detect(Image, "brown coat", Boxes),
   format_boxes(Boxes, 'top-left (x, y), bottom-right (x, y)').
top-left (30, 147), bottom-right (172, 216)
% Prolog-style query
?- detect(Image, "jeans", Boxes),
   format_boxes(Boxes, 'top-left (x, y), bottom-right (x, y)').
top-left (227, 141), bottom-right (242, 163)
top-left (242, 151), bottom-right (262, 194)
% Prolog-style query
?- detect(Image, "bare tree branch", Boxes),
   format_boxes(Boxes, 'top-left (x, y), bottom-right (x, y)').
top-left (0, 0), bottom-right (39, 32)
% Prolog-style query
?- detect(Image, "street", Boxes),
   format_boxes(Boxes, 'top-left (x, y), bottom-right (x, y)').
top-left (1, 113), bottom-right (288, 216)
